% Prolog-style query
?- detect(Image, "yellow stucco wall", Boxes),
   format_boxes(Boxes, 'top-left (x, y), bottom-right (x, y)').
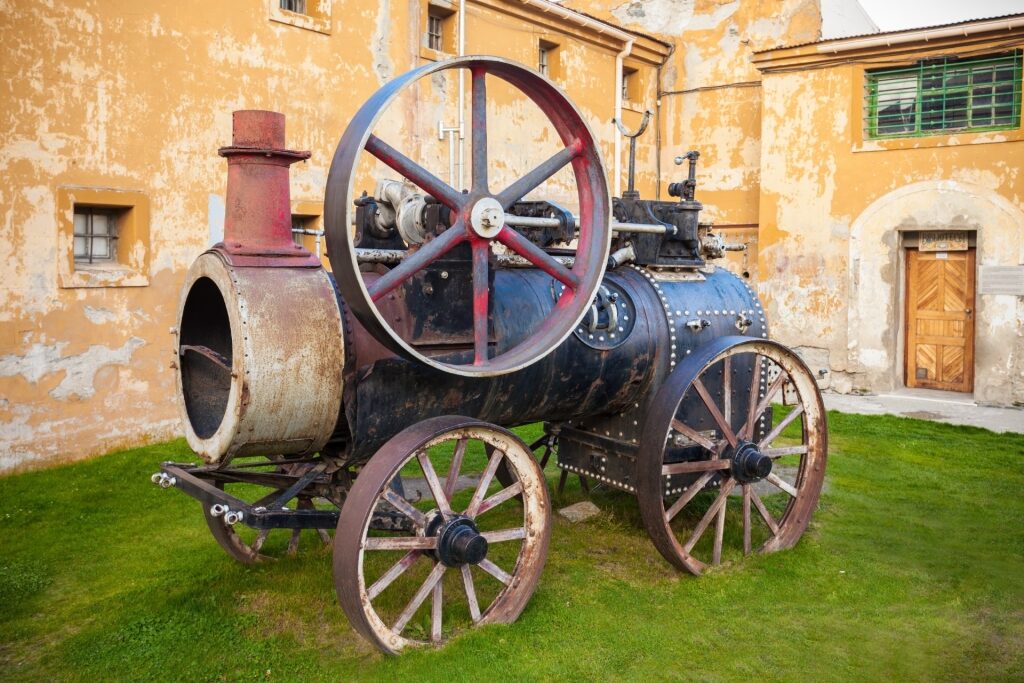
top-left (754, 31), bottom-right (1024, 403)
top-left (0, 0), bottom-right (669, 472)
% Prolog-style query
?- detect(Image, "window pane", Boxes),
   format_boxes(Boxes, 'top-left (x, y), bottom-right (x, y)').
top-left (874, 75), bottom-right (917, 135)
top-left (92, 236), bottom-right (110, 259)
top-left (73, 211), bottom-right (87, 236)
top-left (92, 213), bottom-right (111, 236)
top-left (74, 235), bottom-right (87, 258)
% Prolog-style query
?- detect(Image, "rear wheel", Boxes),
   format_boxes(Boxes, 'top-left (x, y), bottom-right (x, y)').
top-left (334, 416), bottom-right (551, 654)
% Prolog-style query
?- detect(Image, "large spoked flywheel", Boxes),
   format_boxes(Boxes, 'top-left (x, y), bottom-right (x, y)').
top-left (324, 56), bottom-right (611, 377)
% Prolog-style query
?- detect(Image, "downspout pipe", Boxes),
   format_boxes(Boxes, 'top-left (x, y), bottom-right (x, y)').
top-left (518, 0), bottom-right (635, 197)
top-left (458, 0), bottom-right (466, 190)
top-left (614, 38), bottom-right (635, 197)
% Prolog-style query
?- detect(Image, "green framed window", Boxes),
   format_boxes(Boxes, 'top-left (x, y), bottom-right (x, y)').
top-left (865, 51), bottom-right (1022, 139)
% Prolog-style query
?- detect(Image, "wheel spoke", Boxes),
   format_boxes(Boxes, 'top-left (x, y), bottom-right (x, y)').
top-left (763, 445), bottom-right (809, 458)
top-left (742, 484), bottom-right (752, 555)
top-left (496, 140), bottom-right (583, 209)
top-left (461, 565), bottom-right (481, 622)
top-left (741, 353), bottom-right (763, 441)
top-left (443, 438), bottom-right (468, 502)
top-left (683, 479), bottom-right (735, 554)
top-left (477, 558), bottom-right (512, 585)
top-left (665, 470), bottom-right (715, 522)
top-left (694, 378), bottom-right (738, 448)
top-left (481, 527), bottom-right (526, 543)
top-left (367, 223), bottom-right (467, 302)
top-left (471, 67), bottom-right (488, 192)
top-left (661, 459), bottom-right (732, 476)
top-left (712, 500), bottom-right (726, 565)
top-left (476, 481), bottom-right (523, 516)
top-left (465, 448), bottom-right (504, 517)
top-left (496, 226), bottom-right (580, 290)
top-left (431, 578), bottom-right (443, 643)
top-left (364, 535), bottom-right (438, 550)
top-left (382, 488), bottom-right (427, 528)
top-left (749, 487), bottom-right (780, 535)
top-left (365, 134), bottom-right (463, 210)
top-left (417, 451), bottom-right (454, 516)
top-left (765, 472), bottom-right (798, 497)
top-left (393, 561), bottom-right (446, 635)
top-left (472, 240), bottom-right (490, 365)
top-left (251, 528), bottom-right (270, 554)
top-left (739, 371), bottom-right (787, 441)
top-left (722, 356), bottom-right (732, 427)
top-left (758, 404), bottom-right (805, 449)
top-left (670, 418), bottom-right (717, 451)
top-left (367, 550), bottom-right (421, 600)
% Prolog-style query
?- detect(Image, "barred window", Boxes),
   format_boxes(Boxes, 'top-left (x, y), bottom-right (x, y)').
top-left (73, 207), bottom-right (119, 264)
top-left (427, 13), bottom-right (443, 51)
top-left (865, 51), bottom-right (1022, 139)
top-left (280, 0), bottom-right (307, 14)
top-left (538, 45), bottom-right (550, 75)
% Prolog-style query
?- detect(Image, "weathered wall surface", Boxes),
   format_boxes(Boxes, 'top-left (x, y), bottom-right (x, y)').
top-left (756, 38), bottom-right (1024, 404)
top-left (565, 0), bottom-right (823, 279)
top-left (0, 0), bottom-right (666, 472)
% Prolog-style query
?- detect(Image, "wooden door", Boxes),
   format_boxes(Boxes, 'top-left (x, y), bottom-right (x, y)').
top-left (905, 248), bottom-right (975, 392)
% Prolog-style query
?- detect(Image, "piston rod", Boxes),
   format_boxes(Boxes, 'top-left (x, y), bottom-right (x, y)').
top-left (503, 214), bottom-right (670, 235)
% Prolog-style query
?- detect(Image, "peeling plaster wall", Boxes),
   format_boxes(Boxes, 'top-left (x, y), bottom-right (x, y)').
top-left (565, 0), bottom-right (823, 280)
top-left (0, 0), bottom-right (666, 472)
top-left (758, 53), bottom-right (1024, 404)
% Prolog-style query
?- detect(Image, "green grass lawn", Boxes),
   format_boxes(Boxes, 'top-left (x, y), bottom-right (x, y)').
top-left (1, 412), bottom-right (1022, 682)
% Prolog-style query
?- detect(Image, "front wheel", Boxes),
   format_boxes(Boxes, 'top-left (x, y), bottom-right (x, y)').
top-left (333, 416), bottom-right (551, 654)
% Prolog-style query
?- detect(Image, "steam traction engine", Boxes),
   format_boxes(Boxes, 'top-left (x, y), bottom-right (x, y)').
top-left (155, 57), bottom-right (827, 654)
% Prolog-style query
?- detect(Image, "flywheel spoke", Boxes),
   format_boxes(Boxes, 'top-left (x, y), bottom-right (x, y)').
top-left (472, 240), bottom-right (490, 365)
top-left (367, 223), bottom-right (467, 302)
top-left (365, 134), bottom-right (464, 210)
top-left (496, 226), bottom-right (580, 290)
top-left (496, 140), bottom-right (582, 209)
top-left (471, 67), bottom-right (488, 192)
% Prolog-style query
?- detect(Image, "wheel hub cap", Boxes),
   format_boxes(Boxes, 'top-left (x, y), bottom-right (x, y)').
top-left (431, 515), bottom-right (488, 567)
top-left (729, 440), bottom-right (772, 483)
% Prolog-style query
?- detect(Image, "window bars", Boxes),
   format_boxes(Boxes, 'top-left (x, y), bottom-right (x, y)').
top-left (73, 208), bottom-right (118, 264)
top-left (280, 0), bottom-right (307, 14)
top-left (427, 14), bottom-right (443, 51)
top-left (865, 51), bottom-right (1023, 139)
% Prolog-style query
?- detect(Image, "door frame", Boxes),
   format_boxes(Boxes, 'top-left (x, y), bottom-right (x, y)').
top-left (902, 244), bottom-right (977, 393)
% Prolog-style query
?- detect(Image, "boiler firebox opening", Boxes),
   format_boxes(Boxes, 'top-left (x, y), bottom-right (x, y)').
top-left (178, 277), bottom-right (233, 439)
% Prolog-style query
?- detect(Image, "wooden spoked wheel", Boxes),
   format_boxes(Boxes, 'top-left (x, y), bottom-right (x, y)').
top-left (324, 55), bottom-right (611, 377)
top-left (202, 461), bottom-right (332, 564)
top-left (334, 416), bottom-right (551, 654)
top-left (638, 337), bottom-right (827, 574)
